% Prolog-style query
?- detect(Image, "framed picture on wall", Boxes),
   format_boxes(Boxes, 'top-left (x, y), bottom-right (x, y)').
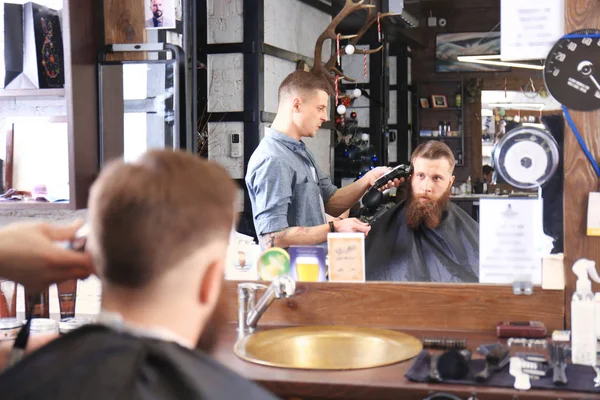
top-left (435, 32), bottom-right (511, 72)
top-left (145, 0), bottom-right (176, 29)
top-left (431, 95), bottom-right (448, 108)
top-left (420, 98), bottom-right (430, 108)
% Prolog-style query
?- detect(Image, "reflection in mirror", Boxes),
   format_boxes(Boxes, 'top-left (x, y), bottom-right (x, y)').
top-left (225, 84), bottom-right (565, 285)
top-left (98, 61), bottom-right (177, 165)
top-left (362, 89), bottom-right (564, 284)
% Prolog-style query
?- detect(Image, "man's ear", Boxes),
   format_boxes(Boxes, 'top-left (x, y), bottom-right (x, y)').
top-left (292, 97), bottom-right (301, 112)
top-left (450, 175), bottom-right (456, 187)
top-left (199, 259), bottom-right (225, 306)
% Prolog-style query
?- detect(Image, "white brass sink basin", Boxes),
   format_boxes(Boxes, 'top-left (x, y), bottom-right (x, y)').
top-left (233, 325), bottom-right (422, 370)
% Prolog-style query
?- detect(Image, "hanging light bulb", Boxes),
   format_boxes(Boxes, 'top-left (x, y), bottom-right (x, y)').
top-left (353, 88), bottom-right (362, 98)
top-left (336, 104), bottom-right (347, 115)
top-left (345, 44), bottom-right (355, 55)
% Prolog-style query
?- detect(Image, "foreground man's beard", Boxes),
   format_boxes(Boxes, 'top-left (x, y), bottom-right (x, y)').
top-left (405, 185), bottom-right (451, 230)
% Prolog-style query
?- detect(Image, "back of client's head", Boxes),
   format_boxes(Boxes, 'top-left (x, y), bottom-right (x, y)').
top-left (87, 150), bottom-right (237, 337)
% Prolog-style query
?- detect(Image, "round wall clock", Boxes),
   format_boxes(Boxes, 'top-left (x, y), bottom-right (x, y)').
top-left (544, 29), bottom-right (600, 111)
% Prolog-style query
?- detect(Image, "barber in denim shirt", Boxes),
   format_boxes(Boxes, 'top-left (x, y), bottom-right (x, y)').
top-left (246, 70), bottom-right (403, 249)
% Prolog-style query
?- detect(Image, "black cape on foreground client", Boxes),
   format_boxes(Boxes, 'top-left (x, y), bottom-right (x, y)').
top-left (365, 200), bottom-right (480, 283)
top-left (0, 324), bottom-right (277, 400)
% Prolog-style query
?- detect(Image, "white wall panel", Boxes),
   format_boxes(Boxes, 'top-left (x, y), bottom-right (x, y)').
top-left (207, 0), bottom-right (243, 44)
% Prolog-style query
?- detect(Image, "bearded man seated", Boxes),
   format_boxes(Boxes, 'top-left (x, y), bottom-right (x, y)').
top-left (365, 141), bottom-right (479, 283)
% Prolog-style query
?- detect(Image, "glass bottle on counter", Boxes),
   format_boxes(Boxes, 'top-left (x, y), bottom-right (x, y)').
top-left (455, 83), bottom-right (462, 107)
top-left (25, 287), bottom-right (50, 319)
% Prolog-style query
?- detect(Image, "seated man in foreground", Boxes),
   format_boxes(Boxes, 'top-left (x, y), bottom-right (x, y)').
top-left (0, 150), bottom-right (279, 399)
top-left (366, 141), bottom-right (479, 283)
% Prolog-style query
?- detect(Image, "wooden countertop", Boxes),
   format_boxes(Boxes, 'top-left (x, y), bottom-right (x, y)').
top-left (211, 324), bottom-right (594, 400)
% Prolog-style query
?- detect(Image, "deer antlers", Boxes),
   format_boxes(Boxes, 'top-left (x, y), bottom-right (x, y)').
top-left (310, 0), bottom-right (394, 87)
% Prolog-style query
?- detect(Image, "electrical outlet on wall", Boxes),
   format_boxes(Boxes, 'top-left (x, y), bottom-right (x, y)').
top-left (427, 11), bottom-right (437, 27)
top-left (230, 133), bottom-right (242, 158)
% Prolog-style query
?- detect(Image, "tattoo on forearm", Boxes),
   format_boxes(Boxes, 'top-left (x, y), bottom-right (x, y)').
top-left (262, 226), bottom-right (314, 247)
top-left (293, 227), bottom-right (311, 235)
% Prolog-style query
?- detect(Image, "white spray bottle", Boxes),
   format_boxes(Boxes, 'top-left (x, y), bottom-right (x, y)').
top-left (571, 258), bottom-right (600, 366)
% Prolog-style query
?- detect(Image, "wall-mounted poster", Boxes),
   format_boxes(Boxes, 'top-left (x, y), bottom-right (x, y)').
top-left (436, 32), bottom-right (510, 73)
top-left (5, 2), bottom-right (65, 89)
top-left (145, 0), bottom-right (176, 30)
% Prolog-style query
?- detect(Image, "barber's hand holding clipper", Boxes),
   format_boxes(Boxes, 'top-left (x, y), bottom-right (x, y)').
top-left (0, 220), bottom-right (93, 292)
top-left (366, 166), bottom-right (406, 191)
top-left (330, 167), bottom-right (405, 235)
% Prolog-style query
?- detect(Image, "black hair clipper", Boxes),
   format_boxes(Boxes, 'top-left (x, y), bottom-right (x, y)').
top-left (361, 164), bottom-right (412, 210)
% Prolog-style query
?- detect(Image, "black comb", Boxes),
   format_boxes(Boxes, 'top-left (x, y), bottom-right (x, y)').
top-left (422, 337), bottom-right (467, 350)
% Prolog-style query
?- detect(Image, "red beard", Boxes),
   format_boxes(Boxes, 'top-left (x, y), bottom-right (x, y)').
top-left (405, 185), bottom-right (451, 230)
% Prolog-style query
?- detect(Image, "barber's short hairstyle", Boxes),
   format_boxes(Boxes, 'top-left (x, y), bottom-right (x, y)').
top-left (483, 165), bottom-right (494, 175)
top-left (411, 141), bottom-right (456, 172)
top-left (278, 70), bottom-right (332, 104)
top-left (88, 150), bottom-right (237, 288)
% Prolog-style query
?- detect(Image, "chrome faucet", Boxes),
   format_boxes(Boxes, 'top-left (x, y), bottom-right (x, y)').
top-left (237, 275), bottom-right (296, 337)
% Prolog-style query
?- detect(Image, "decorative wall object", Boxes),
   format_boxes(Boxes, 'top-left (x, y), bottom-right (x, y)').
top-left (5, 2), bottom-right (65, 89)
top-left (436, 32), bottom-right (510, 73)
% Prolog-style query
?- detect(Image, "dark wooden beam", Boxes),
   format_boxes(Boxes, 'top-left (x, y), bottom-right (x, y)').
top-left (196, 0), bottom-right (208, 158)
top-left (261, 111), bottom-right (333, 130)
top-left (242, 0), bottom-right (264, 228)
top-left (297, 0), bottom-right (335, 15)
top-left (66, 0), bottom-right (102, 208)
top-left (205, 42), bottom-right (251, 54)
top-left (396, 45), bottom-right (409, 163)
top-left (369, 31), bottom-right (385, 166)
top-left (208, 111), bottom-right (256, 123)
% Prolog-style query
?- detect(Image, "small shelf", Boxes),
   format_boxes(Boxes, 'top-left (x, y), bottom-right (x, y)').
top-left (0, 89), bottom-right (65, 98)
top-left (414, 79), bottom-right (465, 171)
top-left (0, 202), bottom-right (71, 210)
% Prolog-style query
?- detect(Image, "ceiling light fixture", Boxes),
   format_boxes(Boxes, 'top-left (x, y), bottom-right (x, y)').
top-left (457, 55), bottom-right (544, 70)
top-left (488, 102), bottom-right (546, 110)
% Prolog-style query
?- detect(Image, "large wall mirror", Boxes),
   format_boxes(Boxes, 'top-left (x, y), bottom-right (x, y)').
top-left (227, 79), bottom-right (565, 287)
top-left (212, 1), bottom-right (566, 288)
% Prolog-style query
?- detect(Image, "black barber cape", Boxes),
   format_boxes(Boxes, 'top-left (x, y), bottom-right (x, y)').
top-left (0, 324), bottom-right (280, 400)
top-left (365, 201), bottom-right (479, 282)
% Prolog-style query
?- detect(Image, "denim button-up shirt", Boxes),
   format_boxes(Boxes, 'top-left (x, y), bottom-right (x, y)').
top-left (245, 128), bottom-right (338, 236)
